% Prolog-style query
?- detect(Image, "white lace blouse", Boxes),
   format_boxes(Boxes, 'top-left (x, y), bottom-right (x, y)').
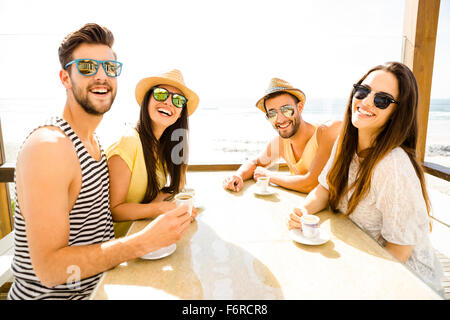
top-left (318, 143), bottom-right (444, 294)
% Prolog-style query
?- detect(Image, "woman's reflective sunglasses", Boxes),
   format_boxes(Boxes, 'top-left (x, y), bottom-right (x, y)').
top-left (266, 105), bottom-right (296, 123)
top-left (352, 84), bottom-right (398, 109)
top-left (64, 59), bottom-right (123, 77)
top-left (152, 87), bottom-right (188, 108)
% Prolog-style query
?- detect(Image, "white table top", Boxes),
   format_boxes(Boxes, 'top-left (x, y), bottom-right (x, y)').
top-left (90, 171), bottom-right (443, 300)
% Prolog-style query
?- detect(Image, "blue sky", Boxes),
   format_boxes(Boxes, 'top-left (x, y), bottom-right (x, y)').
top-left (0, 0), bottom-right (448, 109)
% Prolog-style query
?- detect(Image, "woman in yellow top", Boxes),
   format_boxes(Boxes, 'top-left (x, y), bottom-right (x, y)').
top-left (106, 69), bottom-right (199, 232)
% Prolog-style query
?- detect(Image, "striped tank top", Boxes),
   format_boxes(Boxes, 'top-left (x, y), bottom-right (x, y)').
top-left (8, 117), bottom-right (115, 300)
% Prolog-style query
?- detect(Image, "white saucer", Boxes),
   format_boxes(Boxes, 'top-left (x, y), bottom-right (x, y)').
top-left (289, 228), bottom-right (330, 245)
top-left (140, 244), bottom-right (177, 260)
top-left (253, 187), bottom-right (276, 196)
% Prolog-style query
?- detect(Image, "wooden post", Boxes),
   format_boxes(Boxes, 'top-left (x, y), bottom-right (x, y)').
top-left (0, 118), bottom-right (13, 239)
top-left (402, 0), bottom-right (441, 162)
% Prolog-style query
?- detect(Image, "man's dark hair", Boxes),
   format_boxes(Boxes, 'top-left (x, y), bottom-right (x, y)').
top-left (58, 23), bottom-right (115, 72)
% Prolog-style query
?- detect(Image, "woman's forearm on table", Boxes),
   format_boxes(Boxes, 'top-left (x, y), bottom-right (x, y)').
top-left (302, 184), bottom-right (330, 214)
top-left (111, 202), bottom-right (166, 221)
top-left (269, 173), bottom-right (317, 194)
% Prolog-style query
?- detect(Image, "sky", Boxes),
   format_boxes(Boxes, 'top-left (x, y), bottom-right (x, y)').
top-left (0, 0), bottom-right (449, 112)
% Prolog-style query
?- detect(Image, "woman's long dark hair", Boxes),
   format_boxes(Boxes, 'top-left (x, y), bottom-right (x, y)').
top-left (327, 62), bottom-right (431, 228)
top-left (136, 88), bottom-right (189, 203)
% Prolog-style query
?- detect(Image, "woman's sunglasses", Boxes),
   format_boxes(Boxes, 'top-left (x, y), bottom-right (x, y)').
top-left (64, 59), bottom-right (123, 77)
top-left (152, 87), bottom-right (188, 108)
top-left (352, 84), bottom-right (398, 109)
top-left (266, 105), bottom-right (296, 123)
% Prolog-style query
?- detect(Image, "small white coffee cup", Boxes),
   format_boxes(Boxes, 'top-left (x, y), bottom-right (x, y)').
top-left (300, 214), bottom-right (320, 238)
top-left (175, 192), bottom-right (194, 216)
top-left (257, 176), bottom-right (270, 192)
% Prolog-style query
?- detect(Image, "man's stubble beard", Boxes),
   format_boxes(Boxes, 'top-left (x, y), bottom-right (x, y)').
top-left (71, 80), bottom-right (116, 116)
top-left (278, 117), bottom-right (300, 139)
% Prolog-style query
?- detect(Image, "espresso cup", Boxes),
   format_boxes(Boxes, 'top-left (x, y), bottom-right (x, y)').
top-left (300, 214), bottom-right (320, 238)
top-left (175, 192), bottom-right (194, 216)
top-left (257, 176), bottom-right (270, 193)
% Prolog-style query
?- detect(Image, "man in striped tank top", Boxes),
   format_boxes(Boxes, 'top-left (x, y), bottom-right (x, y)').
top-left (9, 23), bottom-right (192, 300)
top-left (223, 78), bottom-right (341, 194)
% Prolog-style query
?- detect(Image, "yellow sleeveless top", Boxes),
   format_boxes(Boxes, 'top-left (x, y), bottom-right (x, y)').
top-left (282, 125), bottom-right (319, 175)
top-left (106, 128), bottom-right (167, 204)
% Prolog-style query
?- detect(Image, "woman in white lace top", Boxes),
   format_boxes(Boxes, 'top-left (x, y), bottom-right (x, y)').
top-left (287, 62), bottom-right (444, 295)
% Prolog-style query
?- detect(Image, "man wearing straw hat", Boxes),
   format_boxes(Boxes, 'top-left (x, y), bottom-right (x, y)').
top-left (223, 77), bottom-right (341, 193)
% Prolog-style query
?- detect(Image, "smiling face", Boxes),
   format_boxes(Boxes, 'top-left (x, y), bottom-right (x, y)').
top-left (351, 70), bottom-right (399, 140)
top-left (148, 84), bottom-right (184, 130)
top-left (63, 43), bottom-right (118, 116)
top-left (265, 93), bottom-right (303, 139)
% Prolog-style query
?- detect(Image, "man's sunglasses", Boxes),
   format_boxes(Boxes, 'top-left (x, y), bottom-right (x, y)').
top-left (64, 59), bottom-right (123, 77)
top-left (266, 105), bottom-right (296, 123)
top-left (352, 84), bottom-right (398, 109)
top-left (152, 87), bottom-right (188, 108)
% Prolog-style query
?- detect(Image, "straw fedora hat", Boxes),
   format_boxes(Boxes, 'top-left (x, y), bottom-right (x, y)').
top-left (135, 69), bottom-right (200, 116)
top-left (256, 77), bottom-right (306, 113)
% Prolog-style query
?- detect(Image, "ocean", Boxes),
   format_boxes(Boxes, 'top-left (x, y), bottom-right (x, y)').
top-left (0, 98), bottom-right (449, 166)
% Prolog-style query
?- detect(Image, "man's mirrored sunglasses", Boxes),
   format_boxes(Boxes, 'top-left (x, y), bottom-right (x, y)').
top-left (266, 105), bottom-right (296, 123)
top-left (64, 59), bottom-right (123, 77)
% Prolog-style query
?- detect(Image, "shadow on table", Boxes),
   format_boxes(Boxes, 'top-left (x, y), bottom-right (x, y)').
top-left (253, 193), bottom-right (281, 202)
top-left (289, 211), bottom-right (396, 262)
top-left (319, 211), bottom-right (397, 261)
top-left (292, 236), bottom-right (340, 259)
top-left (102, 219), bottom-right (284, 300)
top-left (241, 182), bottom-right (394, 262)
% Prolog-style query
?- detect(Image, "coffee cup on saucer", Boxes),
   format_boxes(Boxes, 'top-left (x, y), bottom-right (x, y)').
top-left (175, 192), bottom-right (194, 216)
top-left (300, 214), bottom-right (320, 238)
top-left (256, 176), bottom-right (270, 193)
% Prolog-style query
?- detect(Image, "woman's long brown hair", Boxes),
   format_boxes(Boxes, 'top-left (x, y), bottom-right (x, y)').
top-left (327, 62), bottom-right (431, 228)
top-left (136, 88), bottom-right (188, 203)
